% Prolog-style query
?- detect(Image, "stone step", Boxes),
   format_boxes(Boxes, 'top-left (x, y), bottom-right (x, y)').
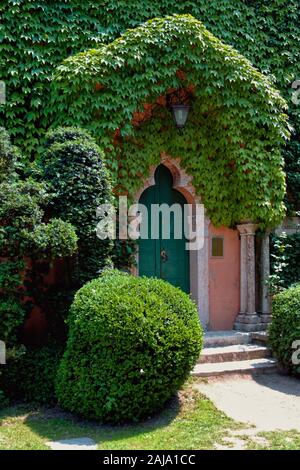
top-left (198, 344), bottom-right (271, 364)
top-left (192, 358), bottom-right (277, 378)
top-left (251, 331), bottom-right (269, 345)
top-left (234, 322), bottom-right (270, 332)
top-left (204, 330), bottom-right (251, 348)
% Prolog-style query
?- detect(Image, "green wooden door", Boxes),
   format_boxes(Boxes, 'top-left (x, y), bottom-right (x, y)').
top-left (139, 165), bottom-right (190, 293)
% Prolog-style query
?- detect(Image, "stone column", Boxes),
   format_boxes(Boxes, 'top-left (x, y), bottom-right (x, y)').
top-left (234, 223), bottom-right (261, 331)
top-left (190, 214), bottom-right (210, 329)
top-left (239, 230), bottom-right (248, 314)
top-left (260, 232), bottom-right (272, 324)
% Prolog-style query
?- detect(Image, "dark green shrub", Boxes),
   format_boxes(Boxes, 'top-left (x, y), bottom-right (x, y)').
top-left (32, 218), bottom-right (78, 260)
top-left (1, 344), bottom-right (63, 404)
top-left (0, 389), bottom-right (9, 409)
top-left (40, 127), bottom-right (113, 285)
top-left (270, 232), bottom-right (300, 291)
top-left (269, 284), bottom-right (300, 376)
top-left (0, 261), bottom-right (26, 345)
top-left (44, 127), bottom-right (95, 147)
top-left (0, 178), bottom-right (78, 348)
top-left (56, 270), bottom-right (203, 423)
top-left (0, 128), bottom-right (78, 353)
top-left (0, 296), bottom-right (26, 345)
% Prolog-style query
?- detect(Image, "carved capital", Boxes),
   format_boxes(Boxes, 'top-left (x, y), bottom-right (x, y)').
top-left (237, 223), bottom-right (259, 236)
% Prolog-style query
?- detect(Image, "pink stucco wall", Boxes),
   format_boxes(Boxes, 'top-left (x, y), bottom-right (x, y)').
top-left (208, 224), bottom-right (240, 330)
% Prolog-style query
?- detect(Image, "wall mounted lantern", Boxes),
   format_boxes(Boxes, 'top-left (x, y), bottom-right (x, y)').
top-left (170, 104), bottom-right (190, 129)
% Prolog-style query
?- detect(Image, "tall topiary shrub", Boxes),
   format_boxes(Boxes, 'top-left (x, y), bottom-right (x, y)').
top-left (39, 127), bottom-right (113, 285)
top-left (56, 270), bottom-right (203, 423)
top-left (0, 128), bottom-right (78, 404)
top-left (0, 128), bottom-right (78, 349)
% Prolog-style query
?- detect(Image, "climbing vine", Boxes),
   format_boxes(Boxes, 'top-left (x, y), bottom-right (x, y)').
top-left (0, 0), bottom-right (299, 214)
top-left (51, 15), bottom-right (289, 228)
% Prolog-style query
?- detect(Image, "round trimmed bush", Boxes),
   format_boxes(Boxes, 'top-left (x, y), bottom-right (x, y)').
top-left (56, 270), bottom-right (203, 423)
top-left (269, 284), bottom-right (300, 376)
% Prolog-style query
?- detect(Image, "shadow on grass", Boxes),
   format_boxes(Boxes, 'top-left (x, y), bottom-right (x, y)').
top-left (1, 395), bottom-right (181, 448)
top-left (0, 385), bottom-right (237, 450)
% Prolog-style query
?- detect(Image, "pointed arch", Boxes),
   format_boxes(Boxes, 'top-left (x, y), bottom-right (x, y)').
top-left (134, 155), bottom-right (210, 328)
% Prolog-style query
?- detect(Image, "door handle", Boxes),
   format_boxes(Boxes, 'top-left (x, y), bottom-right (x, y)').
top-left (160, 250), bottom-right (168, 262)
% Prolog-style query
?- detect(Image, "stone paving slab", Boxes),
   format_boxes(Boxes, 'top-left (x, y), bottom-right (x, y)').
top-left (195, 373), bottom-right (300, 432)
top-left (46, 437), bottom-right (97, 450)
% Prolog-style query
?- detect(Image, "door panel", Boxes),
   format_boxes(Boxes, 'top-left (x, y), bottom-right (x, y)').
top-left (139, 165), bottom-right (189, 293)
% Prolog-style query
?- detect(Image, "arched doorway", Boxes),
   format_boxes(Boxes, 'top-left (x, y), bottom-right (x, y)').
top-left (138, 164), bottom-right (190, 293)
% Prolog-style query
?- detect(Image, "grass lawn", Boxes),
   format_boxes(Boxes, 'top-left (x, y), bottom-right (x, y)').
top-left (245, 431), bottom-right (300, 451)
top-left (0, 384), bottom-right (238, 450)
top-left (0, 382), bottom-right (299, 450)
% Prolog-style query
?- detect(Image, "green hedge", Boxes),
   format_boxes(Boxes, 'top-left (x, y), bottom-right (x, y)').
top-left (1, 344), bottom-right (63, 404)
top-left (56, 270), bottom-right (203, 423)
top-left (269, 284), bottom-right (300, 376)
top-left (0, 390), bottom-right (9, 409)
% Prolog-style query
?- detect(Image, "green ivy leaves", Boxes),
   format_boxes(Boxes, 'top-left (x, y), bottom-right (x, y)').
top-left (51, 14), bottom-right (289, 228)
top-left (0, 1), bottom-right (299, 213)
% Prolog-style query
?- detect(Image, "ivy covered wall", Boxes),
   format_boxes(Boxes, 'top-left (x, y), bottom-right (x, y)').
top-left (51, 15), bottom-right (289, 228)
top-left (0, 0), bottom-right (299, 211)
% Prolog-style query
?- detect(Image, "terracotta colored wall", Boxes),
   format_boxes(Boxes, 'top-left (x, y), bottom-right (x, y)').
top-left (208, 225), bottom-right (240, 330)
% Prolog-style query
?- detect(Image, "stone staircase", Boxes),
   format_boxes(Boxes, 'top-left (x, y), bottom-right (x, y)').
top-left (192, 330), bottom-right (277, 378)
